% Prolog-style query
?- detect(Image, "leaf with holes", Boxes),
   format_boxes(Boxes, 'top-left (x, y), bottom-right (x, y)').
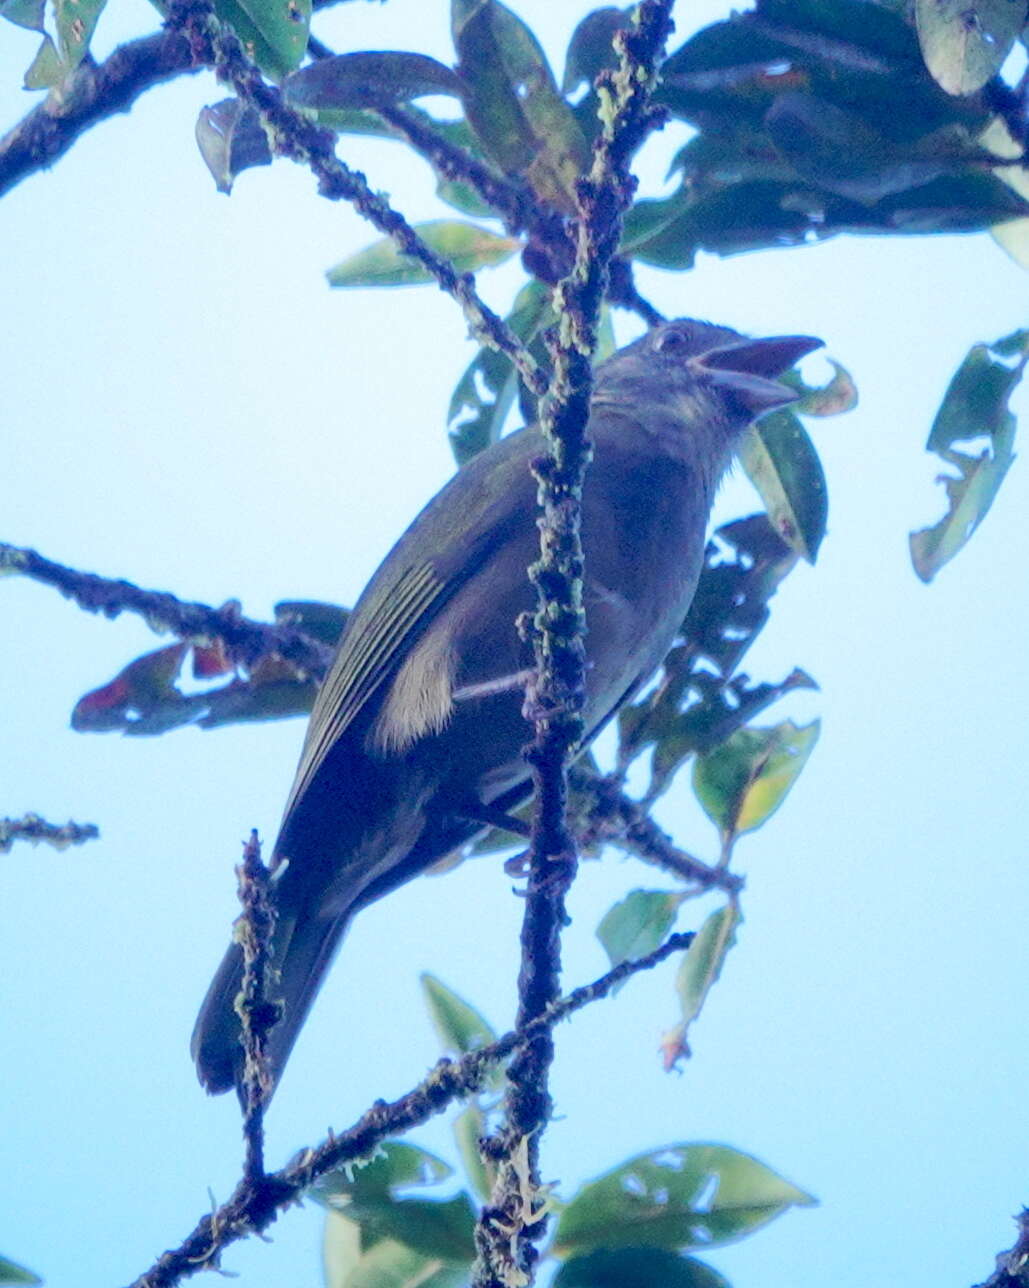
top-left (910, 328), bottom-right (1026, 581)
top-left (553, 1143), bottom-right (815, 1253)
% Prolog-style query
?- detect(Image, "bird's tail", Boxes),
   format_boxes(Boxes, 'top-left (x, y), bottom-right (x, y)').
top-left (190, 902), bottom-right (349, 1098)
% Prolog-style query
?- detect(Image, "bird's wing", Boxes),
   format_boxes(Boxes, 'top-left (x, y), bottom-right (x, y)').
top-left (280, 425), bottom-right (540, 824)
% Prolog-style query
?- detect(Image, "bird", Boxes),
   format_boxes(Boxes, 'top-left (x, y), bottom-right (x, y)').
top-left (192, 317), bottom-right (822, 1097)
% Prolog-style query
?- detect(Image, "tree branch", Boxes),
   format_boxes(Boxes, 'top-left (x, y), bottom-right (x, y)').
top-left (0, 541), bottom-right (332, 679)
top-left (975, 1209), bottom-right (1029, 1288)
top-left (125, 929), bottom-right (695, 1288)
top-left (0, 812), bottom-right (99, 853)
top-left (471, 6), bottom-right (676, 1285)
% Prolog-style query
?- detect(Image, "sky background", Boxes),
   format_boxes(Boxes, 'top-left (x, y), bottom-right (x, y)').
top-left (3, 2), bottom-right (1029, 1286)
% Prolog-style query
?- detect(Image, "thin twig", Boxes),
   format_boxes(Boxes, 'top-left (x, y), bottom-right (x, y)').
top-left (125, 930), bottom-right (695, 1288)
top-left (0, 542), bottom-right (332, 679)
top-left (233, 831), bottom-right (278, 1183)
top-left (0, 813), bottom-right (99, 853)
top-left (472, 6), bottom-right (676, 1285)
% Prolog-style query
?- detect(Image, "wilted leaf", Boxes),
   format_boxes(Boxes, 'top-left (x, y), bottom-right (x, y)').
top-left (196, 99), bottom-right (272, 194)
top-left (661, 903), bottom-right (740, 1067)
top-left (916, 0), bottom-right (1025, 96)
top-left (739, 409), bottom-right (828, 562)
top-left (284, 51), bottom-right (462, 111)
top-left (785, 359), bottom-right (859, 416)
top-left (453, 0), bottom-right (589, 210)
top-left (910, 328), bottom-right (1026, 580)
top-left (692, 719), bottom-right (820, 841)
top-left (327, 220), bottom-right (519, 288)
top-left (553, 1247), bottom-right (729, 1288)
top-left (553, 1143), bottom-right (815, 1254)
top-left (597, 890), bottom-right (682, 968)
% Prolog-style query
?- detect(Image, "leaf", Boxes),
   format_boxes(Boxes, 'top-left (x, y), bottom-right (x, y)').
top-left (447, 278), bottom-right (552, 463)
top-left (561, 6), bottom-right (630, 94)
top-left (326, 220), bottom-right (519, 288)
top-left (553, 1143), bottom-right (815, 1254)
top-left (785, 359), bottom-right (859, 416)
top-left (344, 1194), bottom-right (478, 1263)
top-left (739, 410), bottom-right (828, 563)
top-left (274, 599), bottom-right (349, 646)
top-left (333, 1237), bottom-right (469, 1288)
top-left (661, 904), bottom-right (740, 1067)
top-left (0, 0), bottom-right (44, 32)
top-left (52, 0), bottom-right (106, 70)
top-left (453, 1104), bottom-right (493, 1202)
top-left (323, 1209), bottom-right (362, 1288)
top-left (452, 0), bottom-right (589, 211)
top-left (916, 0), bottom-right (1026, 96)
top-left (195, 99), bottom-right (272, 195)
top-left (910, 328), bottom-right (1026, 580)
top-left (284, 51), bottom-right (462, 111)
top-left (597, 890), bottom-right (682, 968)
top-left (553, 1247), bottom-right (729, 1288)
top-left (214, 0), bottom-right (310, 79)
top-left (0, 1257), bottom-right (42, 1286)
top-left (23, 35), bottom-right (64, 89)
top-left (420, 974), bottom-right (497, 1056)
top-left (692, 719), bottom-right (821, 841)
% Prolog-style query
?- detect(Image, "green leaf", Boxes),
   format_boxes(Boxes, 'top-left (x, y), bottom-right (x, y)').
top-left (452, 0), bottom-right (589, 210)
top-left (597, 890), bottom-right (682, 968)
top-left (333, 1237), bottom-right (469, 1288)
top-left (910, 328), bottom-right (1025, 581)
top-left (284, 51), bottom-right (462, 111)
top-left (916, 0), bottom-right (1025, 96)
top-left (214, 0), bottom-right (310, 79)
top-left (0, 0), bottom-right (44, 32)
top-left (447, 278), bottom-right (552, 463)
top-left (327, 220), bottom-right (519, 288)
top-left (323, 1209), bottom-right (363, 1288)
top-left (344, 1194), bottom-right (478, 1264)
top-left (420, 973), bottom-right (497, 1056)
top-left (195, 99), bottom-right (272, 195)
top-left (52, 0), bottom-right (106, 70)
top-left (23, 34), bottom-right (64, 89)
top-left (692, 719), bottom-right (820, 841)
top-left (274, 599), bottom-right (349, 646)
top-left (0, 1257), bottom-right (42, 1286)
top-left (662, 903), bottom-right (740, 1065)
top-left (312, 1141), bottom-right (453, 1209)
top-left (553, 1247), bottom-right (729, 1288)
top-left (453, 1103), bottom-right (493, 1202)
top-left (561, 6), bottom-right (630, 94)
top-left (553, 1143), bottom-right (815, 1254)
top-left (739, 410), bottom-right (828, 563)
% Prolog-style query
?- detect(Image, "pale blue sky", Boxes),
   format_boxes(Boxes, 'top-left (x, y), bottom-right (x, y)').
top-left (2, 3), bottom-right (1028, 1286)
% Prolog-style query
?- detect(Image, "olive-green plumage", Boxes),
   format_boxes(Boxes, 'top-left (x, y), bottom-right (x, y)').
top-left (192, 318), bottom-right (821, 1097)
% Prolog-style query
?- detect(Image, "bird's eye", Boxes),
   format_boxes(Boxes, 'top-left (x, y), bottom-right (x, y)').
top-left (656, 327), bottom-right (690, 353)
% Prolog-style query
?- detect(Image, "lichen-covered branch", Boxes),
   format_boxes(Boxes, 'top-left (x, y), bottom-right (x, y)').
top-left (0, 542), bottom-right (332, 679)
top-left (472, 6), bottom-right (676, 1285)
top-left (125, 930), bottom-right (695, 1288)
top-left (0, 813), bottom-right (99, 854)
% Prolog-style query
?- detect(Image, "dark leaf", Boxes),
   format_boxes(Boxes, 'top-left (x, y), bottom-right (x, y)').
top-left (739, 409), bottom-right (828, 562)
top-left (284, 51), bottom-right (462, 111)
top-left (554, 1143), bottom-right (815, 1254)
top-left (561, 6), bottom-right (631, 93)
top-left (0, 1256), bottom-right (42, 1286)
top-left (452, 0), bottom-right (589, 210)
top-left (195, 99), bottom-right (272, 194)
top-left (553, 1247), bottom-right (729, 1288)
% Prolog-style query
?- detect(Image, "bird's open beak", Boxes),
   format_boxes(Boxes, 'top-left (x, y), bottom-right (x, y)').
top-left (689, 334), bottom-right (824, 415)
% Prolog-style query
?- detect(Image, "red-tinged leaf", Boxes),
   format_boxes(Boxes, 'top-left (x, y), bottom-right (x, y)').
top-left (192, 638), bottom-right (233, 678)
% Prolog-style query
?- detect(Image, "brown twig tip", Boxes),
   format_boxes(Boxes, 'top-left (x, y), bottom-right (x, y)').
top-left (233, 830), bottom-right (279, 1182)
top-left (0, 813), bottom-right (100, 854)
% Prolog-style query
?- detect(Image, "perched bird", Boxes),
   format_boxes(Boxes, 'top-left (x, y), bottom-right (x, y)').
top-left (192, 317), bottom-right (822, 1097)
